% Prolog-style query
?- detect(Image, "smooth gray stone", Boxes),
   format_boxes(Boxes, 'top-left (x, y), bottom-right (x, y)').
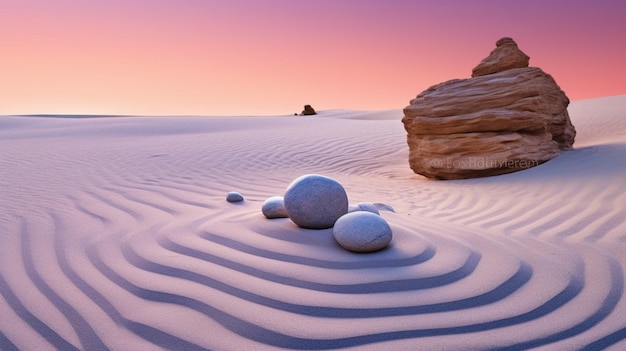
top-left (226, 191), bottom-right (244, 202)
top-left (348, 204), bottom-right (360, 213)
top-left (262, 196), bottom-right (289, 219)
top-left (373, 203), bottom-right (395, 213)
top-left (333, 212), bottom-right (392, 252)
top-left (355, 202), bottom-right (380, 215)
top-left (283, 174), bottom-right (348, 229)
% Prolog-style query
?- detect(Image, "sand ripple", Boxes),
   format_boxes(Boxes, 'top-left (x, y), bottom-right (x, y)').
top-left (1, 103), bottom-right (625, 349)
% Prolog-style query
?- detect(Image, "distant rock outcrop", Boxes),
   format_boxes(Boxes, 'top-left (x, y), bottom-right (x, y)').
top-left (301, 105), bottom-right (317, 115)
top-left (402, 37), bottom-right (576, 179)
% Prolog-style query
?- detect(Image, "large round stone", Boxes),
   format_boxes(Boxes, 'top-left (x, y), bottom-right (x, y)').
top-left (333, 212), bottom-right (392, 252)
top-left (262, 196), bottom-right (289, 219)
top-left (283, 174), bottom-right (348, 229)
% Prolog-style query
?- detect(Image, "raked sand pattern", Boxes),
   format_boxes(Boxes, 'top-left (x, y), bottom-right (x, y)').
top-left (1, 95), bottom-right (626, 350)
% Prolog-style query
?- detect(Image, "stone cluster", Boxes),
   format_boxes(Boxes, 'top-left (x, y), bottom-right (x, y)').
top-left (262, 174), bottom-right (393, 253)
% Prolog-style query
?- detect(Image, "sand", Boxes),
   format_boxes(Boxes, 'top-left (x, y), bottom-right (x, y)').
top-left (1, 95), bottom-right (625, 350)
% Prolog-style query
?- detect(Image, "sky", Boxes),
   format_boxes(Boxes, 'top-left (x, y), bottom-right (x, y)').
top-left (1, 0), bottom-right (625, 116)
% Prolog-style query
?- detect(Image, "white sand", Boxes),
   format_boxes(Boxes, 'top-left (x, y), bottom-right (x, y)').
top-left (1, 95), bottom-right (625, 350)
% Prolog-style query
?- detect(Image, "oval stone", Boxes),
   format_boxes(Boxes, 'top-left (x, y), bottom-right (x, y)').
top-left (354, 202), bottom-right (380, 215)
top-left (262, 196), bottom-right (289, 219)
top-left (333, 212), bottom-right (392, 252)
top-left (283, 174), bottom-right (348, 229)
top-left (226, 191), bottom-right (244, 202)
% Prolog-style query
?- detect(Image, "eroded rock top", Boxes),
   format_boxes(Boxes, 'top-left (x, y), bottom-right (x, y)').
top-left (472, 37), bottom-right (530, 77)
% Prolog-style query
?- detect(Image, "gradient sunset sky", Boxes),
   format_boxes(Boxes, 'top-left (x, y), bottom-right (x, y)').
top-left (2, 0), bottom-right (625, 116)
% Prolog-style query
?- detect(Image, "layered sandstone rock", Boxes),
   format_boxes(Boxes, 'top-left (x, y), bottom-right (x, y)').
top-left (472, 37), bottom-right (529, 77)
top-left (402, 37), bottom-right (576, 179)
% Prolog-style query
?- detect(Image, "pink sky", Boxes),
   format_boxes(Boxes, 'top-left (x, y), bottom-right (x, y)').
top-left (1, 0), bottom-right (625, 116)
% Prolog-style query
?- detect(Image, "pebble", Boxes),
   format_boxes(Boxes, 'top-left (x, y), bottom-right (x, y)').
top-left (348, 202), bottom-right (380, 215)
top-left (226, 191), bottom-right (244, 202)
top-left (262, 196), bottom-right (289, 218)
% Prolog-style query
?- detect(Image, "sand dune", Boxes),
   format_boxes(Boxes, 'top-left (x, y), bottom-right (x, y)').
top-left (1, 95), bottom-right (625, 350)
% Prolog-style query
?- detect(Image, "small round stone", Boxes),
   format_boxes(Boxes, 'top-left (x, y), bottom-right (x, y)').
top-left (283, 174), bottom-right (348, 229)
top-left (333, 212), bottom-right (392, 253)
top-left (348, 204), bottom-right (360, 213)
top-left (373, 203), bottom-right (395, 213)
top-left (355, 202), bottom-right (380, 215)
top-left (262, 196), bottom-right (289, 219)
top-left (226, 191), bottom-right (244, 202)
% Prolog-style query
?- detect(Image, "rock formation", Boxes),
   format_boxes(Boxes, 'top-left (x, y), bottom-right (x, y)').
top-left (402, 37), bottom-right (576, 179)
top-left (301, 105), bottom-right (317, 115)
